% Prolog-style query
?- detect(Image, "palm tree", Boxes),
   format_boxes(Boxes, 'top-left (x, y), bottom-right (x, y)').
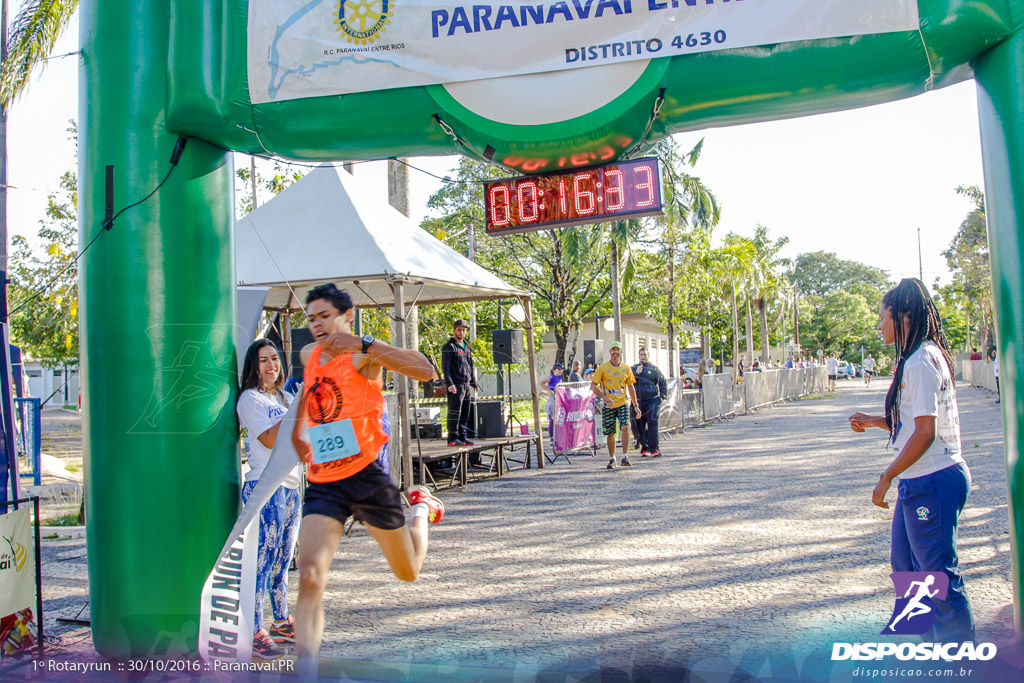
top-left (653, 136), bottom-right (720, 375)
top-left (716, 235), bottom-right (756, 382)
top-left (0, 0), bottom-right (79, 269)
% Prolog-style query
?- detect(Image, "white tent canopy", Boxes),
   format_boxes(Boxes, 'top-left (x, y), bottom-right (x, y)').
top-left (236, 163), bottom-right (529, 308)
top-left (234, 163), bottom-right (545, 483)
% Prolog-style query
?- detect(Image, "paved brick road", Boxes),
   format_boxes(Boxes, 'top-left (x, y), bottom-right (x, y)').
top-left (24, 381), bottom-right (1016, 681)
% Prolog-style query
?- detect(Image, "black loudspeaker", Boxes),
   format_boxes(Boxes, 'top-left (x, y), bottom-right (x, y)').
top-left (492, 329), bottom-right (524, 364)
top-left (290, 328), bottom-right (314, 379)
top-left (584, 339), bottom-right (605, 369)
top-left (475, 400), bottom-right (506, 438)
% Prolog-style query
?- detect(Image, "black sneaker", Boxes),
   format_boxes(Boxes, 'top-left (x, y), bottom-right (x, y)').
top-left (607, 458), bottom-right (616, 469)
top-left (621, 456), bottom-right (632, 467)
top-left (447, 439), bottom-right (465, 447)
top-left (253, 630), bottom-right (285, 659)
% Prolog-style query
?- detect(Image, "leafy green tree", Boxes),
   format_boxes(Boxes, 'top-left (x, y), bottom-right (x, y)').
top-left (9, 161), bottom-right (78, 367)
top-left (800, 289), bottom-right (877, 358)
top-left (942, 185), bottom-right (991, 351)
top-left (423, 158), bottom-right (604, 367)
top-left (646, 136), bottom-right (721, 371)
top-left (235, 158), bottom-right (306, 219)
top-left (791, 251), bottom-right (891, 298)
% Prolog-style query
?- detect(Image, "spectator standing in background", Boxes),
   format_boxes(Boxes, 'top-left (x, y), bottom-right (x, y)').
top-left (442, 319), bottom-right (479, 447)
top-left (568, 360), bottom-right (583, 383)
top-left (632, 348), bottom-right (668, 457)
top-left (993, 351), bottom-right (1000, 404)
top-left (826, 354), bottom-right (839, 391)
top-left (236, 340), bottom-right (301, 659)
top-left (545, 363), bottom-right (564, 447)
top-left (969, 348), bottom-right (983, 361)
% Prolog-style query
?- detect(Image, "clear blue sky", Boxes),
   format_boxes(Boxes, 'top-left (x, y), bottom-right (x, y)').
top-left (7, 15), bottom-right (984, 290)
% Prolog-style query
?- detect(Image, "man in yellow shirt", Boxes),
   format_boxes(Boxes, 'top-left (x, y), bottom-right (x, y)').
top-left (590, 341), bottom-right (641, 469)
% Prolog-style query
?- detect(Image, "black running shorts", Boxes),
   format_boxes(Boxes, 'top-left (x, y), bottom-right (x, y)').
top-left (303, 461), bottom-right (405, 530)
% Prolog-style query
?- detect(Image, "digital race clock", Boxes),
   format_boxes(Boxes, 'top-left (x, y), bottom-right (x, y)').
top-left (483, 157), bottom-right (663, 235)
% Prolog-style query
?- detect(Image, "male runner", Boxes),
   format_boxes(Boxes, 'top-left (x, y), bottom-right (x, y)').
top-left (290, 284), bottom-right (443, 680)
top-left (591, 341), bottom-right (640, 469)
top-left (863, 354), bottom-right (876, 387)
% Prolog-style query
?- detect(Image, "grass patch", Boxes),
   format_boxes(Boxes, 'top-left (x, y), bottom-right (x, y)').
top-left (65, 463), bottom-right (80, 473)
top-left (793, 393), bottom-right (836, 401)
top-left (42, 512), bottom-right (83, 527)
top-left (61, 406), bottom-right (79, 413)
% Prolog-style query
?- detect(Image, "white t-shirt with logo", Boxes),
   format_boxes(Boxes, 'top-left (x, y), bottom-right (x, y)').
top-left (826, 357), bottom-right (839, 374)
top-left (864, 357), bottom-right (876, 373)
top-left (237, 388), bottom-right (301, 489)
top-left (892, 341), bottom-right (965, 480)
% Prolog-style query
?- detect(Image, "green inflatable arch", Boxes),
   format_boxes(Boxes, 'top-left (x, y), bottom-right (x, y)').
top-left (79, 0), bottom-right (1024, 657)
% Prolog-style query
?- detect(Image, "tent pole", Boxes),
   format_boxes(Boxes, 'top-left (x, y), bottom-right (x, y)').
top-left (393, 281), bottom-right (413, 490)
top-left (523, 297), bottom-right (544, 468)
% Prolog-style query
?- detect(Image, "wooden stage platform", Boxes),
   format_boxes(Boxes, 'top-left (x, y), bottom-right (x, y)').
top-left (409, 434), bottom-right (542, 490)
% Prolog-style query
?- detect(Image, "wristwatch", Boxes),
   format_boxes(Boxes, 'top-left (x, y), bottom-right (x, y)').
top-left (361, 334), bottom-right (375, 354)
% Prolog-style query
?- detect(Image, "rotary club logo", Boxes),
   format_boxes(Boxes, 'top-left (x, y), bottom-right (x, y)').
top-left (335, 0), bottom-right (392, 45)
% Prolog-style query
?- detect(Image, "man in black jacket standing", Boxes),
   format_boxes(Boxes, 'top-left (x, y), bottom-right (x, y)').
top-left (632, 348), bottom-right (668, 457)
top-left (442, 319), bottom-right (479, 447)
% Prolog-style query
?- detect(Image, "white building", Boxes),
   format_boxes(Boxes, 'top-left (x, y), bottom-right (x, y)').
top-left (22, 361), bottom-right (80, 406)
top-left (478, 313), bottom-right (697, 396)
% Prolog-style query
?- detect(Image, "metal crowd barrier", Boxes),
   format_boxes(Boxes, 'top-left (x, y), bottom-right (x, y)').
top-left (702, 373), bottom-right (739, 422)
top-left (13, 398), bottom-right (42, 487)
top-left (741, 367), bottom-right (828, 412)
top-left (658, 379), bottom-right (704, 432)
top-left (961, 360), bottom-right (998, 393)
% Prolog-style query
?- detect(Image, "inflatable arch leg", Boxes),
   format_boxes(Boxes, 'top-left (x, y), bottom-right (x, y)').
top-left (976, 28), bottom-right (1024, 641)
top-left (80, 0), bottom-right (238, 658)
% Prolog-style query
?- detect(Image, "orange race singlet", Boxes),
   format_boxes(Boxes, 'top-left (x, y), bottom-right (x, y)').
top-left (302, 346), bottom-right (388, 483)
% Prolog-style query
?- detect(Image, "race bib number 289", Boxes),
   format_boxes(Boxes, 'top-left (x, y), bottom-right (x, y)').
top-left (308, 419), bottom-right (360, 464)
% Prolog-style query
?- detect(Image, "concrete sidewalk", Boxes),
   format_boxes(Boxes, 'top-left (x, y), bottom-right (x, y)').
top-left (12, 381), bottom-right (1018, 681)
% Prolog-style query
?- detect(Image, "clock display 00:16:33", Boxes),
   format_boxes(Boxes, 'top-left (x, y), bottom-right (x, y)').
top-left (484, 158), bottom-right (661, 233)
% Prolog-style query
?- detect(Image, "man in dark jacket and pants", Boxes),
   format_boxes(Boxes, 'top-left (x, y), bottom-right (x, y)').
top-left (442, 319), bottom-right (479, 447)
top-left (632, 348), bottom-right (668, 457)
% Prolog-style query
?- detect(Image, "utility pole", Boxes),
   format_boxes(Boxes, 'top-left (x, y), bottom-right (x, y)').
top-left (0, 0), bottom-right (17, 506)
top-left (468, 224), bottom-right (476, 340)
top-left (610, 223), bottom-right (622, 342)
top-left (250, 156), bottom-right (258, 209)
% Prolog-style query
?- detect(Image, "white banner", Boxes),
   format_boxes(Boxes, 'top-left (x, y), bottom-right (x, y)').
top-left (248, 0), bottom-right (920, 103)
top-left (199, 398), bottom-right (303, 667)
top-left (0, 507), bottom-right (35, 617)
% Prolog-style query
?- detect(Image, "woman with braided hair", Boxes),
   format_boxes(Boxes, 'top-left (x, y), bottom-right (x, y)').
top-left (848, 278), bottom-right (975, 642)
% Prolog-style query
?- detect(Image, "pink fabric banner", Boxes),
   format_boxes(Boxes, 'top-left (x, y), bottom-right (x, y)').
top-left (554, 384), bottom-right (596, 452)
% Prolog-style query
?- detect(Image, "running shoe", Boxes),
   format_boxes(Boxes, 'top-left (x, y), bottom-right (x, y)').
top-left (408, 486), bottom-right (446, 523)
top-left (651, 450), bottom-right (663, 458)
top-left (447, 439), bottom-right (465, 447)
top-left (621, 456), bottom-right (632, 467)
top-left (462, 439), bottom-right (475, 446)
top-left (640, 450), bottom-right (651, 457)
top-left (253, 630), bottom-right (285, 659)
top-left (268, 617), bottom-right (295, 643)
top-left (607, 458), bottom-right (616, 469)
